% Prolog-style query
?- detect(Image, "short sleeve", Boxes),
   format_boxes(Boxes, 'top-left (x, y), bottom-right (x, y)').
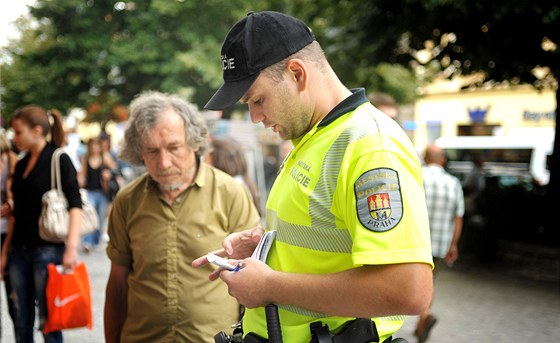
top-left (106, 194), bottom-right (132, 267)
top-left (339, 147), bottom-right (432, 267)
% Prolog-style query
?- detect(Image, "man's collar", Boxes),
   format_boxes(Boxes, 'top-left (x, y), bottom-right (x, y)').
top-left (192, 159), bottom-right (208, 188)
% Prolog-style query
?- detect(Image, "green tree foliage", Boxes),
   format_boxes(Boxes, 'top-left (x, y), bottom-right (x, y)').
top-left (282, 1), bottom-right (418, 104)
top-left (0, 0), bottom-right (279, 120)
top-left (340, 1), bottom-right (559, 87)
top-left (1, 0), bottom-right (418, 121)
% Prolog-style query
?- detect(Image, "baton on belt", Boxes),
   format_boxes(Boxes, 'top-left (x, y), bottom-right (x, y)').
top-left (243, 304), bottom-right (283, 343)
top-left (265, 304), bottom-right (283, 343)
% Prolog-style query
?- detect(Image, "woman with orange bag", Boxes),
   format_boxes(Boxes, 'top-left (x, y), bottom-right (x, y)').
top-left (6, 105), bottom-right (82, 343)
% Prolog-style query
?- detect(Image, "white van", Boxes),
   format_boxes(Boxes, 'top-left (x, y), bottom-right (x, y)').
top-left (434, 130), bottom-right (553, 186)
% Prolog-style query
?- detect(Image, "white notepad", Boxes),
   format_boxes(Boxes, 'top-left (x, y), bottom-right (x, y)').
top-left (251, 230), bottom-right (277, 263)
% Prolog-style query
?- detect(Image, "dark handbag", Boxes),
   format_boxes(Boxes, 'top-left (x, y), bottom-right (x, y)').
top-left (108, 172), bottom-right (121, 201)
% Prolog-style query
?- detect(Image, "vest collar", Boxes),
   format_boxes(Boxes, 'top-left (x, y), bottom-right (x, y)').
top-left (318, 88), bottom-right (368, 128)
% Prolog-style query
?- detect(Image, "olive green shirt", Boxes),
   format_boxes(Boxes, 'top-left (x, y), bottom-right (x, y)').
top-left (107, 162), bottom-right (261, 343)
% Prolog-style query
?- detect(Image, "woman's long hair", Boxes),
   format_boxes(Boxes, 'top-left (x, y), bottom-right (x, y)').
top-left (12, 105), bottom-right (66, 148)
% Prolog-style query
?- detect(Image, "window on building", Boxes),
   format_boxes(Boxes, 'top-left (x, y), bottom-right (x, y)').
top-left (426, 121), bottom-right (442, 143)
top-left (457, 123), bottom-right (499, 136)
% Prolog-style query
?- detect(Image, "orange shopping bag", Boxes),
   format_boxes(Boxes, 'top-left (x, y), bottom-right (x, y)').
top-left (43, 262), bottom-right (93, 333)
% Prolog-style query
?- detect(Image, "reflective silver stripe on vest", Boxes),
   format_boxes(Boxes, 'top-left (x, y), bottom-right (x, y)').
top-left (379, 315), bottom-right (406, 322)
top-left (275, 306), bottom-right (406, 321)
top-left (272, 124), bottom-right (372, 253)
top-left (310, 124), bottom-right (371, 247)
top-left (278, 304), bottom-right (328, 318)
top-left (267, 208), bottom-right (352, 253)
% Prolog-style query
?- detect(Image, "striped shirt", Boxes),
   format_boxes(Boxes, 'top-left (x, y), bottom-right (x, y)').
top-left (422, 164), bottom-right (464, 258)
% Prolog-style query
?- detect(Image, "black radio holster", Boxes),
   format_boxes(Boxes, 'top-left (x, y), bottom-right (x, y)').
top-left (310, 318), bottom-right (380, 343)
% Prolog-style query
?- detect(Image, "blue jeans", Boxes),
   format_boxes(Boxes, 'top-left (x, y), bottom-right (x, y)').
top-left (82, 189), bottom-right (107, 248)
top-left (8, 245), bottom-right (65, 343)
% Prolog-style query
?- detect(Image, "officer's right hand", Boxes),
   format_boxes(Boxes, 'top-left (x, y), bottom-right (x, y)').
top-left (219, 257), bottom-right (275, 309)
top-left (192, 226), bottom-right (264, 278)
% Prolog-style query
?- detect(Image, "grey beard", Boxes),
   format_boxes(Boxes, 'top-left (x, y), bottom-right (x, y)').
top-left (158, 183), bottom-right (183, 191)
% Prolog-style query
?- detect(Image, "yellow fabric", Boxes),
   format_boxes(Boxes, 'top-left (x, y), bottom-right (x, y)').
top-left (107, 162), bottom-right (261, 343)
top-left (244, 101), bottom-right (433, 343)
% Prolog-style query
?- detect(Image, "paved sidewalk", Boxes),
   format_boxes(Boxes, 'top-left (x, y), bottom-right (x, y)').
top-left (394, 263), bottom-right (560, 342)
top-left (1, 242), bottom-right (559, 342)
top-left (1, 244), bottom-right (111, 343)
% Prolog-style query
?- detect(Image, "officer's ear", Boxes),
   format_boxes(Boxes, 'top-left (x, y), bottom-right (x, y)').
top-left (286, 59), bottom-right (308, 92)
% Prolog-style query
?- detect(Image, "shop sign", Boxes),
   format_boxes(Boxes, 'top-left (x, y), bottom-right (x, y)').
top-left (523, 110), bottom-right (556, 122)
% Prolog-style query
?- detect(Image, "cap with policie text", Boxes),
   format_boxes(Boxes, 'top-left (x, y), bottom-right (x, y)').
top-left (204, 11), bottom-right (315, 110)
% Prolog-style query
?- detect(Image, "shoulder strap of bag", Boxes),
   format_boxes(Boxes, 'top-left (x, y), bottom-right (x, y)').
top-left (51, 148), bottom-right (64, 194)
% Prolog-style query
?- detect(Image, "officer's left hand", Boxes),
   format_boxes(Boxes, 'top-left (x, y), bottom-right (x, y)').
top-left (219, 257), bottom-right (275, 308)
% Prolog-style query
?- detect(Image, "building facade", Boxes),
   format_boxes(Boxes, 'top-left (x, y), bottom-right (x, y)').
top-left (411, 84), bottom-right (556, 150)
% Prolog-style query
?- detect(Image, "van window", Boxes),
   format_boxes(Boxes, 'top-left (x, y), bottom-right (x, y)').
top-left (447, 148), bottom-right (532, 164)
top-left (435, 135), bottom-right (551, 186)
top-left (445, 148), bottom-right (533, 180)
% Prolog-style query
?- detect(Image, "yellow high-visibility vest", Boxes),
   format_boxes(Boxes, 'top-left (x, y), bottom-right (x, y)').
top-left (244, 89), bottom-right (433, 343)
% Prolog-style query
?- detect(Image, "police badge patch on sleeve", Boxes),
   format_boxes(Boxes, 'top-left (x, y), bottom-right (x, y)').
top-left (354, 168), bottom-right (403, 232)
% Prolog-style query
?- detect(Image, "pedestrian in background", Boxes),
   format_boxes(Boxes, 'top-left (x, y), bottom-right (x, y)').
top-left (6, 105), bottom-right (83, 342)
top-left (462, 153), bottom-right (486, 215)
top-left (99, 132), bottom-right (125, 194)
top-left (205, 136), bottom-right (261, 214)
top-left (97, 132), bottom-right (124, 243)
top-left (77, 137), bottom-right (118, 253)
top-left (415, 144), bottom-right (464, 343)
top-left (103, 91), bottom-right (260, 343)
top-left (195, 11), bottom-right (433, 343)
top-left (368, 91), bottom-right (399, 120)
top-left (0, 132), bottom-right (18, 334)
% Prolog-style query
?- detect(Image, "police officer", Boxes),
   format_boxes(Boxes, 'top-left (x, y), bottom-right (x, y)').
top-left (194, 11), bottom-right (433, 342)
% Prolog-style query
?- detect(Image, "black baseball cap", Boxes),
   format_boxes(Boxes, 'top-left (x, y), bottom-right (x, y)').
top-left (204, 11), bottom-right (315, 110)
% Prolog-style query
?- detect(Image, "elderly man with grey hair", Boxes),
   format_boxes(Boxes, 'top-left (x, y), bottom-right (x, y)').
top-left (104, 91), bottom-right (261, 343)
